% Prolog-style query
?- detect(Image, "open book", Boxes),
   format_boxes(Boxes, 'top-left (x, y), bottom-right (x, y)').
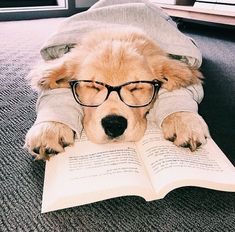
top-left (42, 123), bottom-right (235, 213)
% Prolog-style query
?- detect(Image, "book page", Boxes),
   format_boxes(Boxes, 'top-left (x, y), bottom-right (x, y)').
top-left (42, 134), bottom-right (155, 213)
top-left (138, 123), bottom-right (235, 199)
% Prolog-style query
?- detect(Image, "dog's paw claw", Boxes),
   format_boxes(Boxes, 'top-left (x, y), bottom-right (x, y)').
top-left (196, 141), bottom-right (202, 148)
top-left (45, 147), bottom-right (59, 155)
top-left (33, 147), bottom-right (40, 154)
top-left (59, 137), bottom-right (72, 148)
top-left (166, 133), bottom-right (177, 142)
top-left (32, 149), bottom-right (59, 161)
top-left (48, 149), bottom-right (58, 155)
top-left (180, 140), bottom-right (201, 152)
top-left (180, 141), bottom-right (191, 149)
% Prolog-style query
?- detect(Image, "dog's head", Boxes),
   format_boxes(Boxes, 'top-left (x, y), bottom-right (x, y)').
top-left (30, 28), bottom-right (202, 143)
top-left (71, 38), bottom-right (162, 143)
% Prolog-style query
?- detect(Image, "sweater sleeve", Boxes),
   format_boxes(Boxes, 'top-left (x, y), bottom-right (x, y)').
top-left (33, 88), bottom-right (84, 137)
top-left (32, 84), bottom-right (203, 136)
top-left (150, 84), bottom-right (204, 127)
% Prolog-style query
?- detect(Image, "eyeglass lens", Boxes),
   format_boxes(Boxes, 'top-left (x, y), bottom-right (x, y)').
top-left (120, 82), bottom-right (154, 106)
top-left (75, 81), bottom-right (108, 106)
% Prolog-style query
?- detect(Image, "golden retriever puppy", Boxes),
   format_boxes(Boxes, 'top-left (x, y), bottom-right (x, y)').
top-left (25, 27), bottom-right (209, 160)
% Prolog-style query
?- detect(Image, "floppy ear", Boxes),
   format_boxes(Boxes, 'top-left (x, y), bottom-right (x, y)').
top-left (132, 35), bottom-right (202, 91)
top-left (27, 55), bottom-right (79, 91)
top-left (149, 56), bottom-right (203, 91)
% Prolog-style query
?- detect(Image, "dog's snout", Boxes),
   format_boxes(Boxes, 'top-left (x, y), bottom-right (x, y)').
top-left (101, 115), bottom-right (127, 138)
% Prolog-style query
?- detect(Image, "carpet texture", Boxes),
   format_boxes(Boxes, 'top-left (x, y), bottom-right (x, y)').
top-left (0, 18), bottom-right (234, 231)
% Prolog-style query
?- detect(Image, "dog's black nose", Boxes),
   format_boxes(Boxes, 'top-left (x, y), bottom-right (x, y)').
top-left (101, 115), bottom-right (127, 138)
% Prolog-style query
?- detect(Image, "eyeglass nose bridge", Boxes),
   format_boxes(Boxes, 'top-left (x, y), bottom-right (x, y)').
top-left (104, 85), bottom-right (123, 102)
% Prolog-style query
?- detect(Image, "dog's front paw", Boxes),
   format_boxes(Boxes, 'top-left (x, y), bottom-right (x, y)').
top-left (24, 122), bottom-right (75, 161)
top-left (162, 112), bottom-right (210, 151)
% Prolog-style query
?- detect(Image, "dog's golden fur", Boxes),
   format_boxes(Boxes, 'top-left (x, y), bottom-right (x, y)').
top-left (25, 27), bottom-right (209, 160)
top-left (30, 28), bottom-right (202, 91)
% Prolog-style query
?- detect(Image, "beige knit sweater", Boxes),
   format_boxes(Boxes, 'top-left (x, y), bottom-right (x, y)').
top-left (41, 0), bottom-right (202, 68)
top-left (33, 0), bottom-right (204, 137)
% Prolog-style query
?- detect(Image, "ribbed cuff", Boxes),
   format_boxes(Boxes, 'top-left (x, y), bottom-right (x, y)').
top-left (34, 88), bottom-right (84, 137)
top-left (151, 84), bottom-right (203, 127)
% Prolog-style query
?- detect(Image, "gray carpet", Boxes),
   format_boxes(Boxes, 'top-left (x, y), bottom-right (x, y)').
top-left (0, 18), bottom-right (235, 231)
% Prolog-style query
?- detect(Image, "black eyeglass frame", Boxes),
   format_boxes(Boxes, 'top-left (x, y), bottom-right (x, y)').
top-left (69, 79), bottom-right (162, 108)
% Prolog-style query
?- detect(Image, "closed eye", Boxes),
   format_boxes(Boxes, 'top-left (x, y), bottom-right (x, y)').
top-left (91, 86), bottom-right (101, 91)
top-left (130, 87), bottom-right (143, 92)
top-left (86, 84), bottom-right (102, 92)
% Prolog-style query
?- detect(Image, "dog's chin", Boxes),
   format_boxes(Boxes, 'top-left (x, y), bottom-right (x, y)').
top-left (84, 123), bottom-right (147, 144)
top-left (84, 132), bottom-right (121, 144)
top-left (85, 132), bottom-right (144, 144)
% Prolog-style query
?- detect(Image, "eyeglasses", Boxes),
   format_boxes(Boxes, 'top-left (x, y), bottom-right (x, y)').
top-left (69, 79), bottom-right (162, 108)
